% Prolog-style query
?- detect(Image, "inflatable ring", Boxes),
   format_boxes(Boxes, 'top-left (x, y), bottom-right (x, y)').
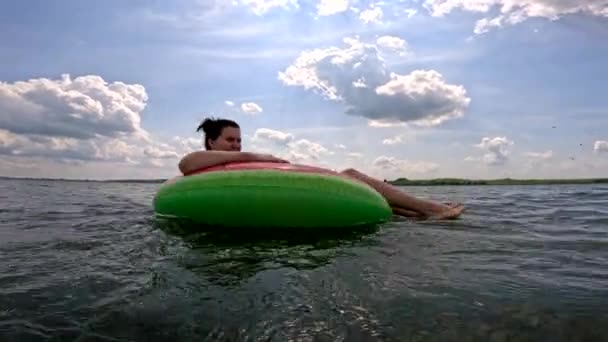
top-left (153, 161), bottom-right (392, 228)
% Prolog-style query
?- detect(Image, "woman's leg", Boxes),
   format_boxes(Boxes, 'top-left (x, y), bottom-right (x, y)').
top-left (391, 206), bottom-right (425, 218)
top-left (340, 168), bottom-right (465, 219)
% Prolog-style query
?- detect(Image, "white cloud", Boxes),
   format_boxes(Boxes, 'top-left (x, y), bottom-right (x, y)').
top-left (521, 150), bottom-right (553, 170)
top-left (382, 136), bottom-right (402, 145)
top-left (287, 138), bottom-right (331, 161)
top-left (376, 35), bottom-right (408, 56)
top-left (466, 136), bottom-right (514, 165)
top-left (250, 127), bottom-right (332, 164)
top-left (359, 6), bottom-right (383, 24)
top-left (372, 155), bottom-right (439, 174)
top-left (0, 74), bottom-right (149, 140)
top-left (143, 146), bottom-right (181, 159)
top-left (375, 70), bottom-right (470, 126)
top-left (0, 129), bottom-right (143, 164)
top-left (382, 135), bottom-right (406, 145)
top-left (239, 0), bottom-right (299, 15)
top-left (474, 16), bottom-right (506, 34)
top-left (0, 74), bottom-right (191, 171)
top-left (225, 100), bottom-right (235, 107)
top-left (252, 127), bottom-right (294, 145)
top-left (377, 122), bottom-right (419, 145)
top-left (278, 36), bottom-right (470, 127)
top-left (404, 8), bottom-right (418, 18)
top-left (241, 102), bottom-right (263, 114)
top-left (594, 140), bottom-right (608, 153)
top-left (423, 0), bottom-right (608, 34)
top-left (173, 136), bottom-right (201, 152)
top-left (424, 0), bottom-right (496, 16)
top-left (352, 78), bottom-right (368, 88)
top-left (524, 150), bottom-right (553, 160)
top-left (0, 129), bottom-right (84, 161)
top-left (317, 0), bottom-right (350, 16)
top-left (367, 119), bottom-right (407, 128)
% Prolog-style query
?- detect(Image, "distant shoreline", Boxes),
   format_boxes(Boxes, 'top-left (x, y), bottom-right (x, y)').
top-left (0, 176), bottom-right (168, 184)
top-left (2, 175), bottom-right (608, 186)
top-left (387, 178), bottom-right (608, 186)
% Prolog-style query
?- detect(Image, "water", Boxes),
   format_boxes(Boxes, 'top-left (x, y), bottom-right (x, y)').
top-left (1, 178), bottom-right (608, 341)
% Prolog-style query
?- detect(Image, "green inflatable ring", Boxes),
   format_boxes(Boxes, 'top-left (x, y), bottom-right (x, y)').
top-left (153, 162), bottom-right (392, 229)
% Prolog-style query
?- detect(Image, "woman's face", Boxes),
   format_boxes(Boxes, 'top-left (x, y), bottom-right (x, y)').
top-left (208, 126), bottom-right (242, 151)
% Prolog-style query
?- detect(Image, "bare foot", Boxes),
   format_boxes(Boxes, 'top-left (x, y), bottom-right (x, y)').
top-left (429, 203), bottom-right (466, 220)
top-left (391, 203), bottom-right (465, 220)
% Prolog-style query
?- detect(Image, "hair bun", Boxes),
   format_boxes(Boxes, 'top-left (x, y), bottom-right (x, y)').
top-left (197, 117), bottom-right (216, 133)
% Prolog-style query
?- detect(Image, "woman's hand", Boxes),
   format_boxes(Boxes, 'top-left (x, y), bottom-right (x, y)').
top-left (179, 151), bottom-right (289, 175)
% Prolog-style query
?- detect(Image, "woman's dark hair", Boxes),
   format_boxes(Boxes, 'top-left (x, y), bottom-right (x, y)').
top-left (196, 117), bottom-right (240, 150)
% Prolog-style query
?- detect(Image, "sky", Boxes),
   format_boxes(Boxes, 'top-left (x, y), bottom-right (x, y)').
top-left (0, 0), bottom-right (607, 180)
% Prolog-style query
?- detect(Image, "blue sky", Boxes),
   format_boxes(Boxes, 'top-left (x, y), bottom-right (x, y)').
top-left (1, 0), bottom-right (607, 180)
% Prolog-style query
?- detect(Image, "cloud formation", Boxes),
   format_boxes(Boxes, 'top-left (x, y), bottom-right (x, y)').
top-left (250, 127), bottom-right (334, 164)
top-left (594, 140), bottom-right (608, 153)
top-left (423, 0), bottom-right (608, 34)
top-left (241, 102), bottom-right (263, 115)
top-left (524, 150), bottom-right (553, 160)
top-left (0, 74), bottom-right (191, 168)
top-left (151, 0), bottom-right (607, 36)
top-left (278, 36), bottom-right (470, 127)
top-left (0, 129), bottom-right (141, 163)
top-left (317, 0), bottom-right (350, 16)
top-left (359, 6), bottom-right (384, 24)
top-left (466, 136), bottom-right (514, 165)
top-left (287, 139), bottom-right (331, 161)
top-left (252, 128), bottom-right (295, 145)
top-left (0, 74), bottom-right (149, 140)
top-left (372, 155), bottom-right (439, 174)
top-left (382, 135), bottom-right (404, 145)
top-left (376, 35), bottom-right (408, 53)
top-left (240, 0), bottom-right (299, 15)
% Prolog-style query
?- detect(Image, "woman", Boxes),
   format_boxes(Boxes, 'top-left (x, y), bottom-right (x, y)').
top-left (178, 117), bottom-right (465, 220)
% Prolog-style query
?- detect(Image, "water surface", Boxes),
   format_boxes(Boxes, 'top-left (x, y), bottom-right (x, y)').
top-left (1, 179), bottom-right (607, 341)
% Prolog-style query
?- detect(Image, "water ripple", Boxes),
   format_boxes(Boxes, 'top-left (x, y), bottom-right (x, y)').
top-left (1, 179), bottom-right (608, 340)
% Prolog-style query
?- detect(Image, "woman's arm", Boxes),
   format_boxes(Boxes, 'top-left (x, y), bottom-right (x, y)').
top-left (178, 151), bottom-right (287, 175)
